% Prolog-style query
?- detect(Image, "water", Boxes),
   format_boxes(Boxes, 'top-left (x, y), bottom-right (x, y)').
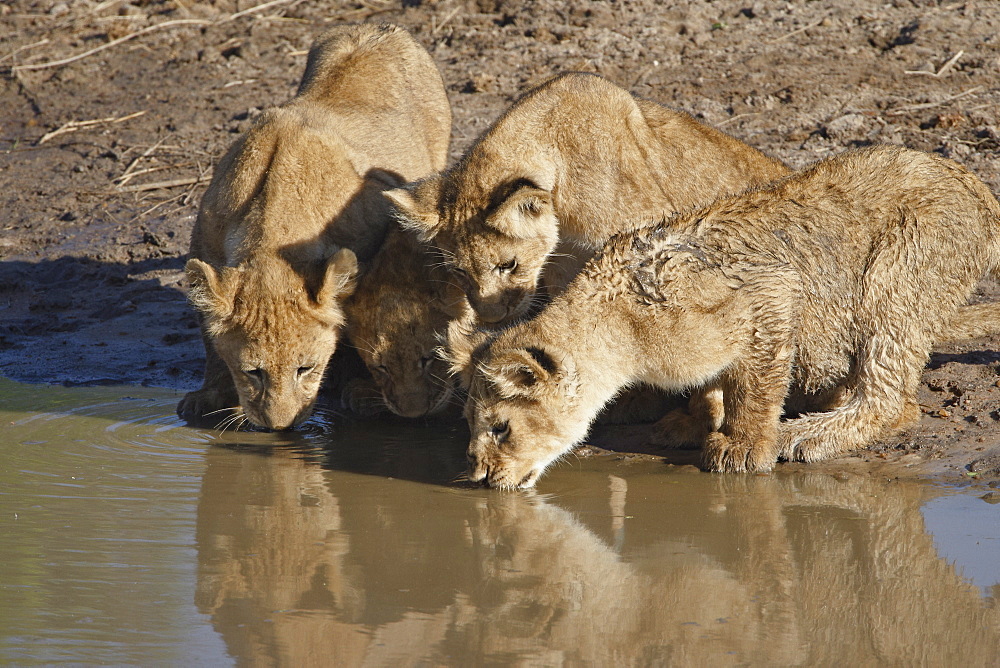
top-left (1, 378), bottom-right (998, 665)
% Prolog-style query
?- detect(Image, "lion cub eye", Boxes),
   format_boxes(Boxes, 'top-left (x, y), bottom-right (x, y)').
top-left (418, 355), bottom-right (433, 371)
top-left (374, 365), bottom-right (390, 377)
top-left (244, 368), bottom-right (264, 381)
top-left (296, 365), bottom-right (315, 380)
top-left (490, 421), bottom-right (510, 442)
top-left (495, 259), bottom-right (517, 275)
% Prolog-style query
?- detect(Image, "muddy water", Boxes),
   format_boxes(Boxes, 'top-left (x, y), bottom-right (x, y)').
top-left (2, 379), bottom-right (999, 666)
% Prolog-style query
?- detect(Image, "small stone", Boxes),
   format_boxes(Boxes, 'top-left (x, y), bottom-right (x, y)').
top-left (934, 113), bottom-right (964, 129)
top-left (824, 113), bottom-right (867, 140)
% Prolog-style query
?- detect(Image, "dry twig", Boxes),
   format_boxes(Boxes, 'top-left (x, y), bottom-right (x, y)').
top-left (433, 6), bottom-right (462, 36)
top-left (904, 50), bottom-right (964, 77)
top-left (37, 110), bottom-right (147, 145)
top-left (115, 137), bottom-right (166, 185)
top-left (10, 0), bottom-right (302, 74)
top-left (117, 176), bottom-right (204, 193)
top-left (229, 0), bottom-right (299, 21)
top-left (116, 162), bottom-right (198, 187)
top-left (718, 112), bottom-right (762, 127)
top-left (11, 19), bottom-right (213, 73)
top-left (767, 17), bottom-right (827, 44)
top-left (887, 86), bottom-right (982, 116)
top-left (0, 38), bottom-right (50, 64)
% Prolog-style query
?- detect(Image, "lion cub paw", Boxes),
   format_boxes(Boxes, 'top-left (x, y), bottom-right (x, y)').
top-left (702, 432), bottom-right (775, 473)
top-left (778, 433), bottom-right (835, 464)
top-left (177, 387), bottom-right (239, 424)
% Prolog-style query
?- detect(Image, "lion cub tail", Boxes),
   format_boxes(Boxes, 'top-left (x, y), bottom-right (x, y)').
top-left (941, 302), bottom-right (1000, 342)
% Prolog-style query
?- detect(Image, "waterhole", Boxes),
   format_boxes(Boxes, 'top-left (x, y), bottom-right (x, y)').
top-left (1, 378), bottom-right (998, 665)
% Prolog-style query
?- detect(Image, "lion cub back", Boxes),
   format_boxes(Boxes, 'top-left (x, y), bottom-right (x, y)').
top-left (298, 23), bottom-right (451, 177)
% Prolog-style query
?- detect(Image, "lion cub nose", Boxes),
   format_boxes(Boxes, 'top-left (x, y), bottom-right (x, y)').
top-left (467, 453), bottom-right (488, 483)
top-left (258, 401), bottom-right (302, 431)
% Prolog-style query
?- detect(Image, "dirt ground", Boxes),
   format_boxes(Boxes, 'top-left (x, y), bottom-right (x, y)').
top-left (2, 0), bottom-right (1000, 484)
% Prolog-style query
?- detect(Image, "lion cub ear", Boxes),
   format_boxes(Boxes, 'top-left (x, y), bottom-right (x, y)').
top-left (489, 181), bottom-right (555, 240)
top-left (316, 248), bottom-right (358, 307)
top-left (440, 318), bottom-right (490, 390)
top-left (186, 259), bottom-right (236, 330)
top-left (485, 346), bottom-right (557, 399)
top-left (385, 176), bottom-right (442, 242)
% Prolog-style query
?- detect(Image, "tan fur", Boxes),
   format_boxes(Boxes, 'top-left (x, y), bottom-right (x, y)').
top-left (342, 224), bottom-right (472, 418)
top-left (452, 145), bottom-right (1000, 488)
top-left (386, 71), bottom-right (790, 325)
top-left (178, 23), bottom-right (451, 429)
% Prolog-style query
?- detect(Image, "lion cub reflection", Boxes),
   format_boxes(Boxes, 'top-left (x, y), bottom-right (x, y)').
top-left (450, 146), bottom-right (1000, 488)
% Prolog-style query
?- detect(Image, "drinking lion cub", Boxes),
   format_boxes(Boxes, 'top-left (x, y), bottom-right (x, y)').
top-left (450, 145), bottom-right (1000, 488)
top-left (387, 71), bottom-right (789, 325)
top-left (178, 23), bottom-right (451, 430)
top-left (341, 224), bottom-right (472, 418)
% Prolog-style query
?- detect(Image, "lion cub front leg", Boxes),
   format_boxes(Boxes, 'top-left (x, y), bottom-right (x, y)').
top-left (177, 332), bottom-right (239, 423)
top-left (702, 345), bottom-right (793, 474)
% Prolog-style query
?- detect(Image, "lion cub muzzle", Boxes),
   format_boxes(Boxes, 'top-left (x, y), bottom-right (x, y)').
top-left (467, 285), bottom-right (534, 325)
top-left (383, 386), bottom-right (436, 418)
top-left (466, 453), bottom-right (541, 489)
top-left (466, 436), bottom-right (544, 490)
top-left (234, 363), bottom-right (327, 431)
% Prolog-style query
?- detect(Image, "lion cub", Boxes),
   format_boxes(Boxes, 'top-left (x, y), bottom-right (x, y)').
top-left (178, 23), bottom-right (451, 430)
top-left (341, 224), bottom-right (471, 418)
top-left (451, 145), bottom-right (1000, 488)
top-left (386, 71), bottom-right (789, 325)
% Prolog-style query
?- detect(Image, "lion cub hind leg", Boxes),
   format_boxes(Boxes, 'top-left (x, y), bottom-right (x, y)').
top-left (650, 386), bottom-right (723, 448)
top-left (778, 335), bottom-right (928, 463)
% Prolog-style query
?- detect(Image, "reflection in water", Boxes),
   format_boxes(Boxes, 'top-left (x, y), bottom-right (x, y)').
top-left (196, 440), bottom-right (1000, 666)
top-left (2, 381), bottom-right (998, 665)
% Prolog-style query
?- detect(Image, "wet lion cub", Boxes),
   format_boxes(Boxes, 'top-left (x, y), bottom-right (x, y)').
top-left (178, 23), bottom-right (451, 430)
top-left (386, 71), bottom-right (789, 325)
top-left (451, 146), bottom-right (1000, 488)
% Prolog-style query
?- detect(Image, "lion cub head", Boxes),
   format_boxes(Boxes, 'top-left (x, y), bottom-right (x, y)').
top-left (386, 168), bottom-right (559, 325)
top-left (187, 249), bottom-right (357, 430)
top-left (344, 227), bottom-right (470, 417)
top-left (446, 322), bottom-right (591, 489)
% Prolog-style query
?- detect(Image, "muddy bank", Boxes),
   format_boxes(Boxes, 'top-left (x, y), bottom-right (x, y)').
top-left (2, 1), bottom-right (1000, 481)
